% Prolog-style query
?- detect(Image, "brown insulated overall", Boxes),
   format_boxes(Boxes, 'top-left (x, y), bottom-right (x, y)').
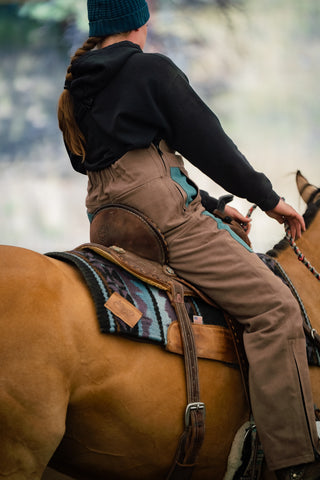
top-left (86, 141), bottom-right (319, 471)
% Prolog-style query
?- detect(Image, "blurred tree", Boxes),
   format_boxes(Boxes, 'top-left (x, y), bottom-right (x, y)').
top-left (168, 0), bottom-right (242, 7)
top-left (19, 0), bottom-right (88, 31)
top-left (19, 0), bottom-right (243, 30)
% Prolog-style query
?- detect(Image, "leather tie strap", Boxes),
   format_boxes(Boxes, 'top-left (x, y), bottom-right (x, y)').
top-left (166, 281), bottom-right (206, 480)
top-left (75, 244), bottom-right (206, 478)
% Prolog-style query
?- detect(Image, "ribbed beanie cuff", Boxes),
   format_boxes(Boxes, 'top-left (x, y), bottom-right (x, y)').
top-left (88, 0), bottom-right (150, 37)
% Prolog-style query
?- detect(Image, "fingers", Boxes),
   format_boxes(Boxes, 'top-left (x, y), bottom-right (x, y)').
top-left (224, 206), bottom-right (250, 222)
top-left (287, 213), bottom-right (305, 239)
top-left (266, 199), bottom-right (305, 240)
top-left (287, 221), bottom-right (297, 239)
top-left (242, 221), bottom-right (252, 234)
top-left (286, 217), bottom-right (303, 240)
top-left (224, 205), bottom-right (252, 232)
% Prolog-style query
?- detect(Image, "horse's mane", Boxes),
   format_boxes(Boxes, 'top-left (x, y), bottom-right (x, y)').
top-left (266, 200), bottom-right (320, 258)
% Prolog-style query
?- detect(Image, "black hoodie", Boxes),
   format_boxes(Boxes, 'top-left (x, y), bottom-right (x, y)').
top-left (68, 41), bottom-right (279, 211)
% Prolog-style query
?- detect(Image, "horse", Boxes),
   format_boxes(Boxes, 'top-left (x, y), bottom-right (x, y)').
top-left (0, 171), bottom-right (319, 480)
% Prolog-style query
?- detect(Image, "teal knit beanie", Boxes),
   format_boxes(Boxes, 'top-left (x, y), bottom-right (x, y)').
top-left (87, 0), bottom-right (150, 37)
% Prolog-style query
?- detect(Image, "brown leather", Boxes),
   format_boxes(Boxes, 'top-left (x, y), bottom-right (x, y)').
top-left (77, 243), bottom-right (252, 478)
top-left (78, 243), bottom-right (217, 309)
top-left (79, 243), bottom-right (249, 396)
top-left (79, 243), bottom-right (180, 291)
top-left (166, 281), bottom-right (205, 480)
top-left (223, 313), bottom-right (250, 408)
top-left (90, 204), bottom-right (169, 264)
top-left (166, 321), bottom-right (238, 364)
top-left (77, 243), bottom-right (205, 479)
top-left (104, 292), bottom-right (142, 328)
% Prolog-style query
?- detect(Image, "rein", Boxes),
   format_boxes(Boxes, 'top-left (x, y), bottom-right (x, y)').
top-left (246, 204), bottom-right (320, 282)
top-left (284, 224), bottom-right (320, 281)
top-left (245, 203), bottom-right (320, 352)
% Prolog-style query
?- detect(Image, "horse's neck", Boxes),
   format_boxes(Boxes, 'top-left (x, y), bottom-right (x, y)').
top-left (276, 212), bottom-right (320, 326)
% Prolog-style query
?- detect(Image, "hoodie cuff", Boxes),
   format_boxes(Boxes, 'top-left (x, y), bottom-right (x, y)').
top-left (257, 190), bottom-right (280, 211)
top-left (200, 190), bottom-right (218, 212)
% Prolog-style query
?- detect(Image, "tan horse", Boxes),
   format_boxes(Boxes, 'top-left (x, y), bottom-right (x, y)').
top-left (0, 171), bottom-right (319, 480)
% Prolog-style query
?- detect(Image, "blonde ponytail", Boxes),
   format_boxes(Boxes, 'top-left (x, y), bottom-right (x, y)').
top-left (58, 37), bottom-right (101, 160)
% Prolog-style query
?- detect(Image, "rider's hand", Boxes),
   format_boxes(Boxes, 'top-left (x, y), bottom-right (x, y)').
top-left (266, 198), bottom-right (305, 240)
top-left (224, 205), bottom-right (252, 234)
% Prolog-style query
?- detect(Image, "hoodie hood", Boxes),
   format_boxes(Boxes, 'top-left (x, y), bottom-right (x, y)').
top-left (70, 41), bottom-right (142, 100)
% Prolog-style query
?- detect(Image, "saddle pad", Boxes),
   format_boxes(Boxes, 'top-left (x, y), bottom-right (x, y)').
top-left (47, 247), bottom-right (238, 367)
top-left (46, 248), bottom-right (320, 369)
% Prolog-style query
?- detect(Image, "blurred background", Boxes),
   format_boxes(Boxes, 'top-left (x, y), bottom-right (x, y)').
top-left (1, 0), bottom-right (319, 254)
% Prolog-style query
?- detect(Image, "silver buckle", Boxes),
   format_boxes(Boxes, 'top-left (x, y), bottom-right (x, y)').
top-left (184, 402), bottom-right (206, 427)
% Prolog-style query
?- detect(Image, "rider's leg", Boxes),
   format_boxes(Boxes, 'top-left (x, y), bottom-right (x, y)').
top-left (86, 143), bottom-right (320, 472)
top-left (166, 206), bottom-right (319, 472)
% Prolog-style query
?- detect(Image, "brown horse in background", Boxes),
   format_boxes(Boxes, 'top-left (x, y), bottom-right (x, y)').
top-left (1, 171), bottom-right (319, 480)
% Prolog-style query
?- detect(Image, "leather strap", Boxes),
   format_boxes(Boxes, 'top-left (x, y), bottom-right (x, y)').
top-left (77, 244), bottom-right (207, 477)
top-left (224, 313), bottom-right (251, 409)
top-left (166, 281), bottom-right (206, 480)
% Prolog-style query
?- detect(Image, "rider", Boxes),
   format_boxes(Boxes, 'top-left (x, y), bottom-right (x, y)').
top-left (58, 1), bottom-right (320, 478)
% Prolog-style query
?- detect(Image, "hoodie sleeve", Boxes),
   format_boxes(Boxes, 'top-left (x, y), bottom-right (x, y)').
top-left (151, 55), bottom-right (280, 212)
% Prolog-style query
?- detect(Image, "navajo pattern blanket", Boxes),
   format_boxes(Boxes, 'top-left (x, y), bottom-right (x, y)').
top-left (47, 246), bottom-right (231, 348)
top-left (46, 247), bottom-right (320, 368)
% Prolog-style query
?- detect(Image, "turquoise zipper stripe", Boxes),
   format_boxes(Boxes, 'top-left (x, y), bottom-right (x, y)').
top-left (202, 210), bottom-right (253, 252)
top-left (170, 167), bottom-right (197, 207)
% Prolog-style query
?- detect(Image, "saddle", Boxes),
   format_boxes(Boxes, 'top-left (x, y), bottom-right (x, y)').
top-left (89, 204), bottom-right (248, 480)
top-left (90, 204), bottom-right (169, 265)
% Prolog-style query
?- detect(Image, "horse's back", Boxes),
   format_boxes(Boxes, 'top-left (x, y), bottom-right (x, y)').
top-left (0, 246), bottom-right (249, 480)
